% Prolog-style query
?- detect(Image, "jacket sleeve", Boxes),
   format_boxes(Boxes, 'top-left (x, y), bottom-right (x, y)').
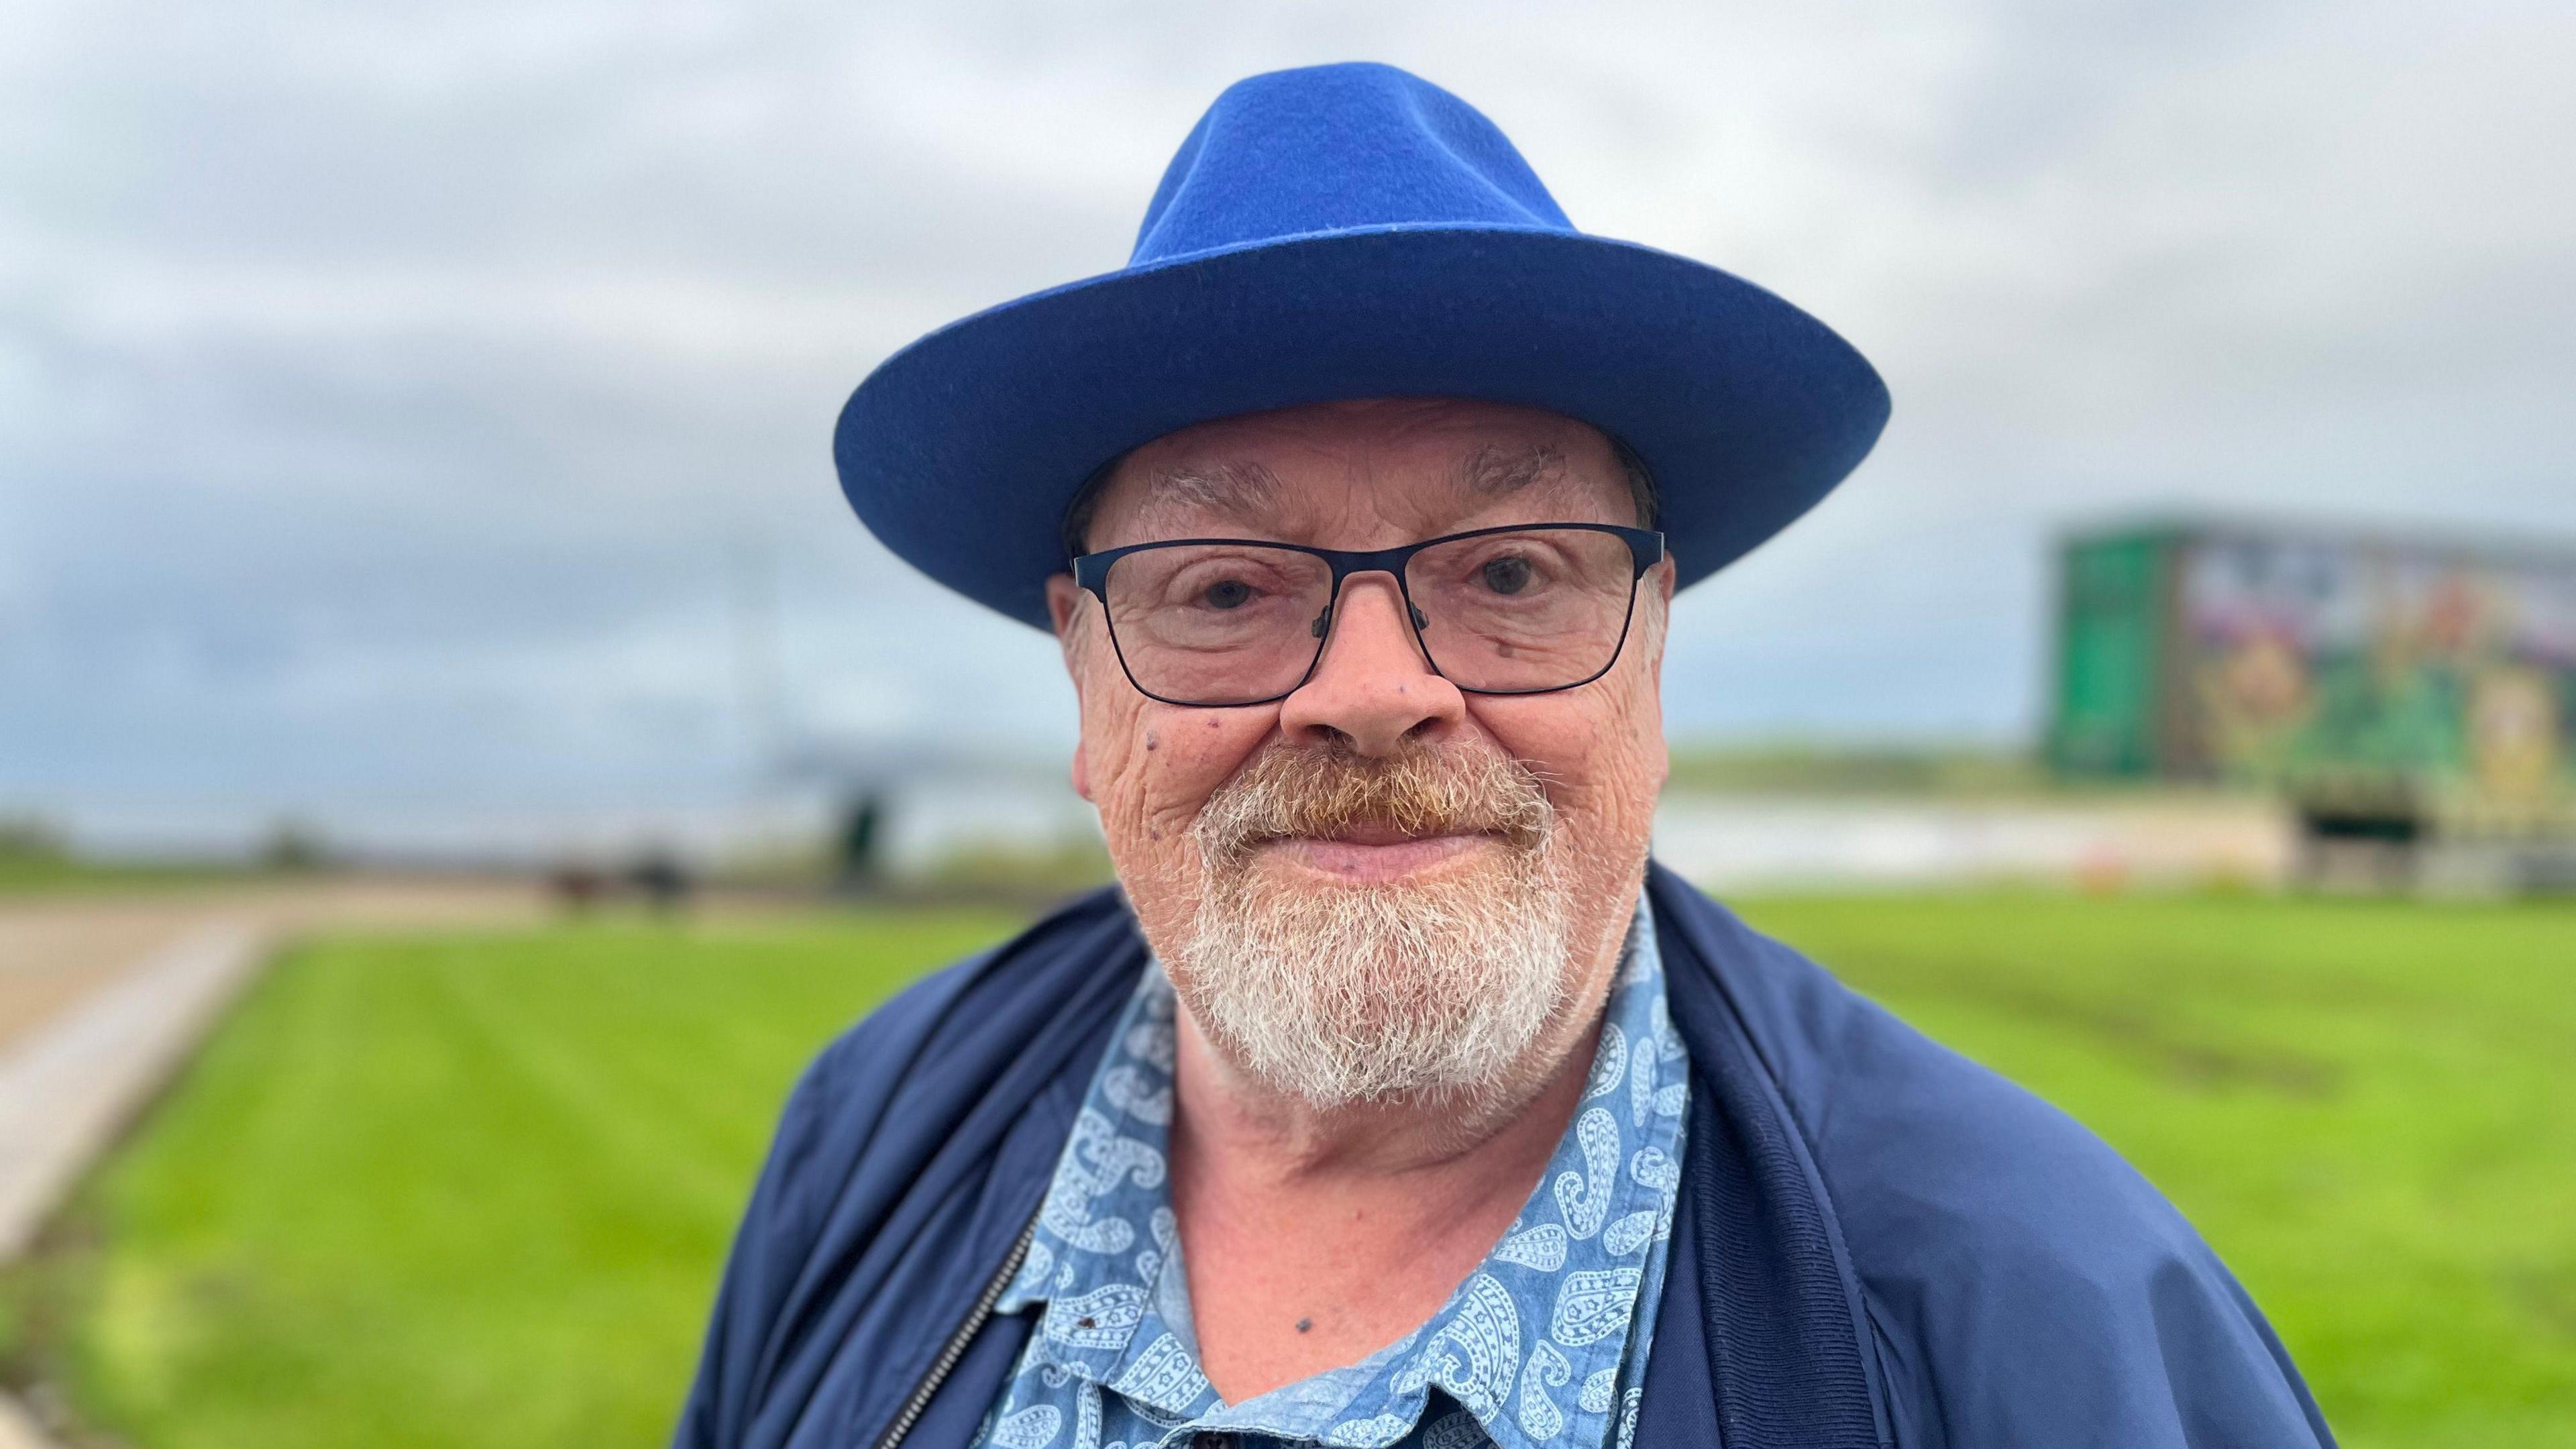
top-left (1663, 889), bottom-right (2337, 1449)
top-left (1803, 989), bottom-right (2336, 1448)
top-left (1853, 1151), bottom-right (2334, 1448)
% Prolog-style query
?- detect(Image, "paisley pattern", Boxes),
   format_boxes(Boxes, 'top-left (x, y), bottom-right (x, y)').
top-left (991, 1406), bottom-right (1063, 1449)
top-left (1421, 1410), bottom-right (1485, 1449)
top-left (1549, 1270), bottom-right (1643, 1348)
top-left (1102, 1063), bottom-right (1175, 1126)
top-left (1038, 1109), bottom-right (1164, 1256)
top-left (973, 897), bottom-right (1688, 1449)
top-left (1045, 1283), bottom-right (1148, 1348)
top-left (1517, 1341), bottom-right (1572, 1440)
top-left (1600, 1211), bottom-right (1657, 1258)
top-left (1580, 1025), bottom-right (1626, 1101)
top-left (1071, 1388), bottom-right (1102, 1449)
top-left (1110, 1334), bottom-right (1211, 1407)
top-left (1577, 1367), bottom-right (1618, 1416)
top-left (1625, 1034), bottom-right (1657, 1132)
top-left (1395, 1273), bottom-right (1519, 1419)
top-left (1492, 1224), bottom-right (1568, 1273)
top-left (1550, 1110), bottom-right (1620, 1240)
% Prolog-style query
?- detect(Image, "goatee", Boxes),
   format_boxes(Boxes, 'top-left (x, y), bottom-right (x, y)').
top-left (1174, 739), bottom-right (1574, 1111)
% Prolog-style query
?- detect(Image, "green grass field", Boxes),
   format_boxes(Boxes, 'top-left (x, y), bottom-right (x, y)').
top-left (1735, 894), bottom-right (2576, 1448)
top-left (4, 894), bottom-right (2571, 1448)
top-left (0, 909), bottom-right (1022, 1449)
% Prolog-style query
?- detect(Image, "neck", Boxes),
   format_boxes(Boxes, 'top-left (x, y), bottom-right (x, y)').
top-left (1162, 942), bottom-right (1622, 1403)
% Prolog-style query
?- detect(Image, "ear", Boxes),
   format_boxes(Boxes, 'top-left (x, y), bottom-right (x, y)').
top-left (1046, 573), bottom-right (1097, 803)
top-left (1652, 558), bottom-right (1678, 789)
top-left (1045, 573), bottom-right (1086, 649)
top-left (1640, 555), bottom-right (1678, 664)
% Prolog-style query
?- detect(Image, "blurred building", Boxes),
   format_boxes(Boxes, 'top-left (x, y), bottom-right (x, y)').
top-left (2048, 519), bottom-right (2576, 891)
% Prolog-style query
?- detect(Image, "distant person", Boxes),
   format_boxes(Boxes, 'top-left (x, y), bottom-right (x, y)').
top-left (834, 791), bottom-right (888, 892)
top-left (629, 849), bottom-right (692, 913)
top-left (679, 65), bottom-right (2331, 1449)
top-left (547, 861), bottom-right (607, 914)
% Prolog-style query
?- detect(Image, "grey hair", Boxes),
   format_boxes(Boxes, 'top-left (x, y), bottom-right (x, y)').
top-left (1059, 433), bottom-right (1659, 559)
top-left (1611, 437), bottom-right (1660, 529)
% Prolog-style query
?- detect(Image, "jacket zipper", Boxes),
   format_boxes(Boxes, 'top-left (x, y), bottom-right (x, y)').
top-left (872, 1208), bottom-right (1041, 1449)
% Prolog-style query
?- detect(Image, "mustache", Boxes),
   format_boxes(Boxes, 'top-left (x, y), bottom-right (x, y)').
top-left (1191, 739), bottom-right (1556, 859)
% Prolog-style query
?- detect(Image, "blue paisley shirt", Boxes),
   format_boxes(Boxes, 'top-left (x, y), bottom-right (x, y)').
top-left (971, 898), bottom-right (1690, 1449)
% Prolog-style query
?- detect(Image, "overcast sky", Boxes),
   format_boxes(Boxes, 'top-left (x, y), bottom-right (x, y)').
top-left (4, 0), bottom-right (2571, 852)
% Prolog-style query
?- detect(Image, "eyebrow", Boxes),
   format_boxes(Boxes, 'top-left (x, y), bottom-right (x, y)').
top-left (1456, 443), bottom-right (1565, 499)
top-left (1132, 459), bottom-right (1283, 523)
top-left (1100, 442), bottom-right (1570, 548)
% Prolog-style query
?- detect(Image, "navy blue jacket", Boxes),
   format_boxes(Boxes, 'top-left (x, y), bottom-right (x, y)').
top-left (677, 864), bottom-right (2334, 1449)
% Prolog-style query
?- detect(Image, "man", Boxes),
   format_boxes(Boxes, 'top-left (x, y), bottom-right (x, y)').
top-left (679, 62), bottom-right (2334, 1449)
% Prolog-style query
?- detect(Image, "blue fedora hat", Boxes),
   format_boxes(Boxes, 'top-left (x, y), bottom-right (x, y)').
top-left (835, 61), bottom-right (1889, 629)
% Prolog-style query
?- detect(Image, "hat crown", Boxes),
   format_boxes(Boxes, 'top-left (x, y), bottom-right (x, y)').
top-left (1130, 62), bottom-right (1574, 266)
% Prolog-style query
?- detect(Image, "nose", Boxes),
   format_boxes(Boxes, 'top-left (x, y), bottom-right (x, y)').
top-left (1277, 572), bottom-right (1466, 755)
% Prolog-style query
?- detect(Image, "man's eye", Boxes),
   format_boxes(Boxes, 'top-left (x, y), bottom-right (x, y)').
top-left (1202, 579), bottom-right (1256, 609)
top-left (1479, 555), bottom-right (1534, 595)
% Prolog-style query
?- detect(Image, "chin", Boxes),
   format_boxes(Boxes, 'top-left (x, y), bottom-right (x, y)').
top-left (1178, 833), bottom-right (1576, 1110)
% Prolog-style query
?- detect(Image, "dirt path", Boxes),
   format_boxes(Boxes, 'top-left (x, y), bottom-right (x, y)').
top-left (0, 877), bottom-right (548, 1054)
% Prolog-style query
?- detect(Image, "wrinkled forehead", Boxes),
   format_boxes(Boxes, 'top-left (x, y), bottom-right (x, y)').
top-left (1077, 398), bottom-right (1640, 551)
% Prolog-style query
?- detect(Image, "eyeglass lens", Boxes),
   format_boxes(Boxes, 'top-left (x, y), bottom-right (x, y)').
top-left (1099, 528), bottom-right (1640, 706)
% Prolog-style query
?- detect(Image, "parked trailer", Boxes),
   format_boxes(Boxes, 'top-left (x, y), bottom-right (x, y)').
top-left (2047, 521), bottom-right (2576, 889)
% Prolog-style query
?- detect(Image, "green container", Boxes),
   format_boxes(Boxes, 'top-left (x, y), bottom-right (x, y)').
top-left (2046, 521), bottom-right (2576, 820)
top-left (2047, 528), bottom-right (2179, 778)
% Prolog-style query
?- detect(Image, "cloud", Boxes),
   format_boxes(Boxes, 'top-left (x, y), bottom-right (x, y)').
top-left (3, 0), bottom-right (2570, 847)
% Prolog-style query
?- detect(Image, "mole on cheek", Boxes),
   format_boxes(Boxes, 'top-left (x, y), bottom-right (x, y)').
top-left (1144, 731), bottom-right (1159, 753)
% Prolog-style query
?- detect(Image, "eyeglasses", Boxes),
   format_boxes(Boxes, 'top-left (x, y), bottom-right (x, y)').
top-left (1070, 523), bottom-right (1664, 708)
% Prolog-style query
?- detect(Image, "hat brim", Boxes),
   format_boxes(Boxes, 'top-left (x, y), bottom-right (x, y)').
top-left (835, 224), bottom-right (1890, 629)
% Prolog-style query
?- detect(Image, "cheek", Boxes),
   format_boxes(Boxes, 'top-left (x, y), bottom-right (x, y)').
top-left (1082, 691), bottom-right (1276, 856)
top-left (1466, 682), bottom-right (1666, 833)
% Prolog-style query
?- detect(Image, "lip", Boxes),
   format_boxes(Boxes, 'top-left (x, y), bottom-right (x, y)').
top-left (1254, 831), bottom-right (1497, 883)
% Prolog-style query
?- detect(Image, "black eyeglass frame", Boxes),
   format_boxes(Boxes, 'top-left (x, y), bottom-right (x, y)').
top-left (1069, 522), bottom-right (1666, 708)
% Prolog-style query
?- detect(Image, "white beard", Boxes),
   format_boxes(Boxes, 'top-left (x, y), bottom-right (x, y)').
top-left (1175, 830), bottom-right (1573, 1111)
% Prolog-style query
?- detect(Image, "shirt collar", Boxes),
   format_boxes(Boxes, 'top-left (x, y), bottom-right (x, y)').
top-left (1003, 894), bottom-right (1686, 1449)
